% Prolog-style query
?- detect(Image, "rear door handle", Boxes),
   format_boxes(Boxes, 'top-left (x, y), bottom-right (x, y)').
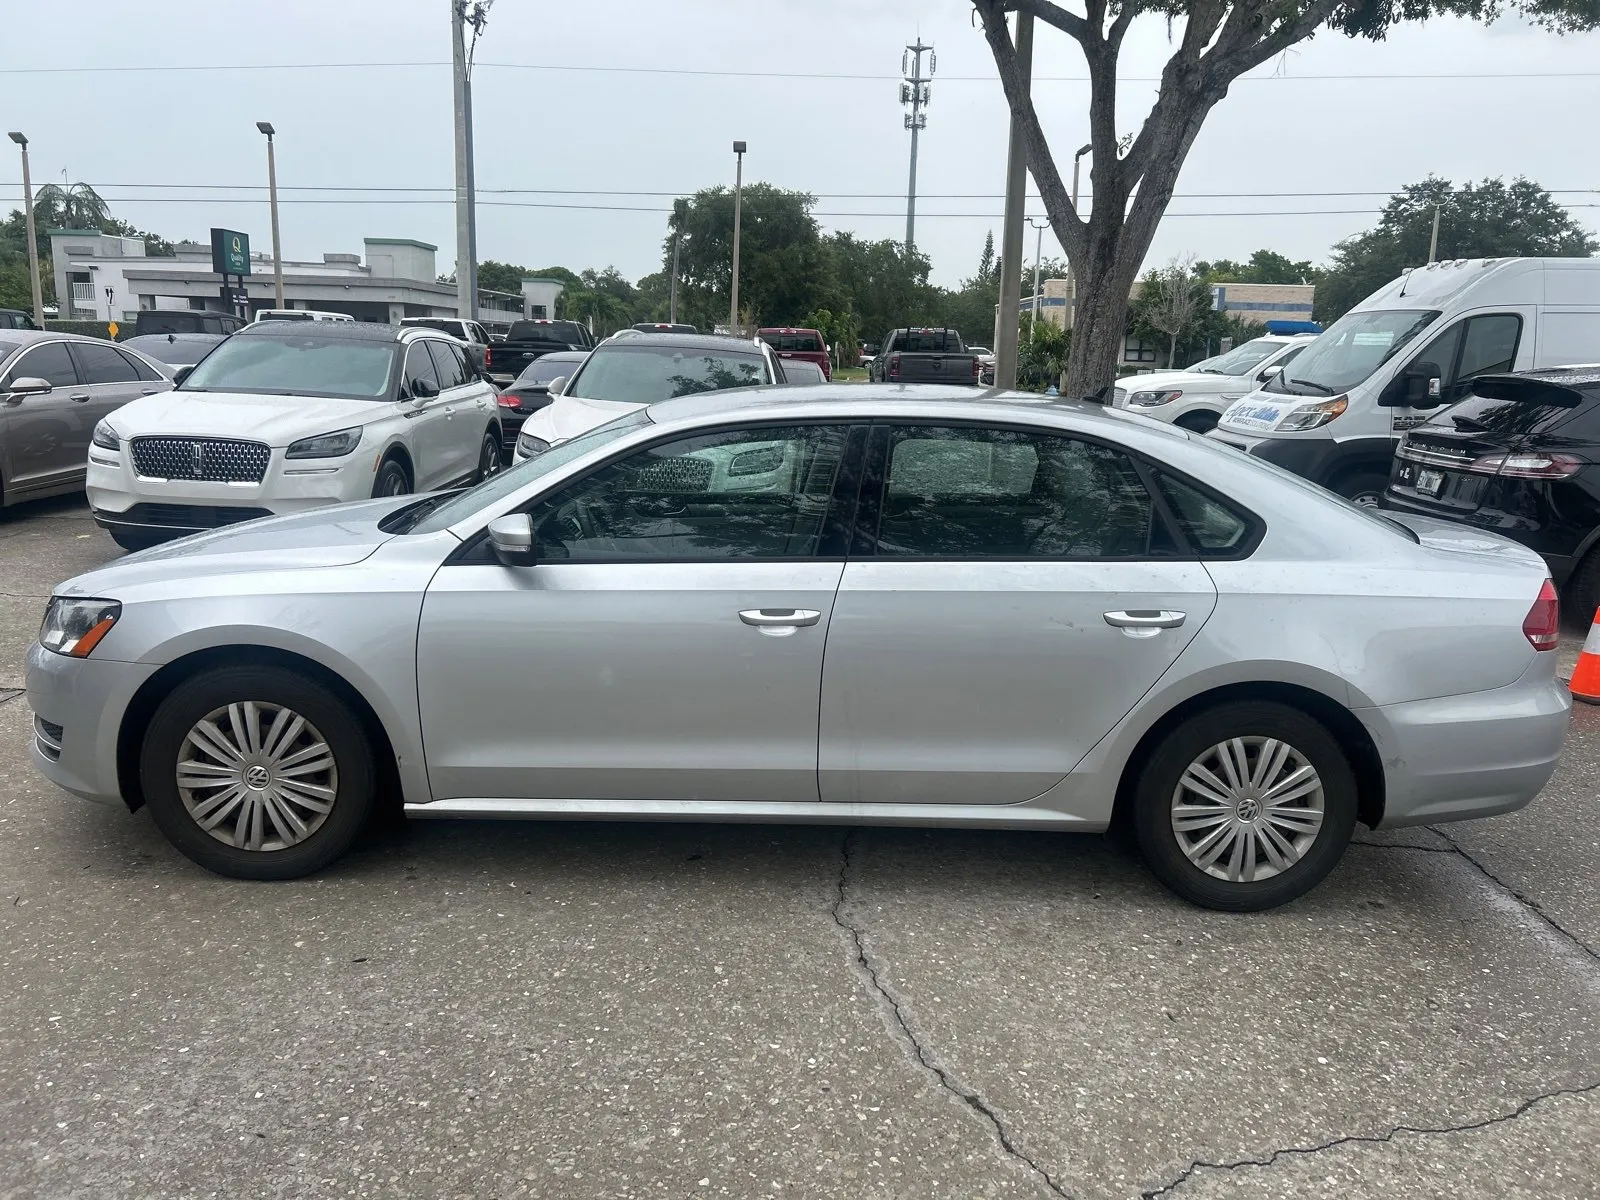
top-left (69, 392), bottom-right (91, 403)
top-left (1104, 610), bottom-right (1186, 630)
top-left (739, 608), bottom-right (821, 628)
top-left (140, 387), bottom-right (161, 395)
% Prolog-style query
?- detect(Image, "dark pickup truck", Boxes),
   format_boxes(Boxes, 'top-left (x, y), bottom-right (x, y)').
top-left (483, 318), bottom-right (597, 381)
top-left (867, 327), bottom-right (980, 385)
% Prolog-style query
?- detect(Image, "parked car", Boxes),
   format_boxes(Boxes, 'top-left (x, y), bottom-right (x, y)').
top-left (1111, 335), bottom-right (1316, 432)
top-left (85, 321), bottom-right (502, 549)
top-left (0, 331), bottom-right (173, 508)
top-left (513, 331), bottom-right (782, 461)
top-left (29, 385), bottom-right (1567, 911)
top-left (252, 309), bottom-right (355, 324)
top-left (868, 327), bottom-right (981, 385)
top-left (0, 309), bottom-right (41, 331)
top-left (1212, 257), bottom-right (1600, 504)
top-left (399, 317), bottom-right (493, 375)
top-left (1382, 367), bottom-right (1600, 613)
top-left (121, 333), bottom-right (229, 376)
top-left (758, 327), bottom-right (832, 381)
top-left (778, 359), bottom-right (827, 385)
top-left (495, 350), bottom-right (590, 453)
top-left (632, 322), bottom-right (699, 334)
top-left (134, 310), bottom-right (244, 337)
top-left (485, 319), bottom-right (597, 383)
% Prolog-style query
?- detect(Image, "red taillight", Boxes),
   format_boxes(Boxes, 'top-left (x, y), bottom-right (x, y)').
top-left (484, 347), bottom-right (494, 368)
top-left (495, 393), bottom-right (520, 408)
top-left (888, 353), bottom-right (901, 379)
top-left (1467, 452), bottom-right (1582, 479)
top-left (1523, 578), bottom-right (1560, 651)
top-left (972, 357), bottom-right (981, 380)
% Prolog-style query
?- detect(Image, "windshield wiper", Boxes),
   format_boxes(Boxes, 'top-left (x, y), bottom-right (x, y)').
top-left (1283, 377), bottom-right (1336, 396)
top-left (1195, 367), bottom-right (1224, 374)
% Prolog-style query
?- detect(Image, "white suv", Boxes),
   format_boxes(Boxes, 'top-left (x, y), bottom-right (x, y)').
top-left (87, 322), bottom-right (502, 549)
top-left (1110, 334), bottom-right (1315, 432)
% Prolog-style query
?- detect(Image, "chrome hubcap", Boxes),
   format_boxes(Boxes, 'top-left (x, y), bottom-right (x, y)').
top-left (176, 701), bottom-right (338, 852)
top-left (1171, 736), bottom-right (1324, 882)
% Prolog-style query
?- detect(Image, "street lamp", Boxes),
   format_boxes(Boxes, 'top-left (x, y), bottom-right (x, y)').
top-left (7, 132), bottom-right (45, 327)
top-left (729, 140), bottom-right (746, 332)
top-left (256, 122), bottom-right (284, 309)
top-left (1026, 216), bottom-right (1049, 328)
top-left (1067, 143), bottom-right (1091, 330)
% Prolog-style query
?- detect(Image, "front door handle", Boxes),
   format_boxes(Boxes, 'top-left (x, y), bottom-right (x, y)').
top-left (140, 387), bottom-right (161, 395)
top-left (739, 608), bottom-right (821, 628)
top-left (69, 392), bottom-right (91, 403)
top-left (1104, 609), bottom-right (1186, 630)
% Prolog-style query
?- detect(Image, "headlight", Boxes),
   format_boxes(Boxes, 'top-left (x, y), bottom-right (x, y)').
top-left (1275, 396), bottom-right (1349, 431)
top-left (39, 598), bottom-right (121, 658)
top-left (1128, 389), bottom-right (1183, 407)
top-left (91, 421), bottom-right (121, 451)
top-left (285, 427), bottom-right (363, 459)
top-left (517, 432), bottom-right (550, 459)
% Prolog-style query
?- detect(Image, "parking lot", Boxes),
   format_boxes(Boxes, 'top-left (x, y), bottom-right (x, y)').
top-left (1, 496), bottom-right (1596, 1199)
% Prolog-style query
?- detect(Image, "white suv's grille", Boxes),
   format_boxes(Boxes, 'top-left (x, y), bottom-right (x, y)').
top-left (131, 437), bottom-right (271, 483)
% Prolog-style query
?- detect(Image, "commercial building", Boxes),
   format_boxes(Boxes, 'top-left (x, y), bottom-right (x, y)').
top-left (46, 230), bottom-right (540, 334)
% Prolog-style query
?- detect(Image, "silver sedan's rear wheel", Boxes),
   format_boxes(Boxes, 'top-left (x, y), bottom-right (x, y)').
top-left (141, 666), bottom-right (376, 879)
top-left (1133, 701), bottom-right (1358, 911)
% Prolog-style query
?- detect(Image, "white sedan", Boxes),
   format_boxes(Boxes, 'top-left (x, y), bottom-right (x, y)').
top-left (87, 322), bottom-right (503, 550)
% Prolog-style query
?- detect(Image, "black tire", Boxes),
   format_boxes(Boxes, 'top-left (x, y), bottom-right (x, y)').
top-left (1565, 547), bottom-right (1600, 625)
top-left (1174, 410), bottom-right (1220, 434)
top-left (371, 456), bottom-right (411, 499)
top-left (1131, 700), bottom-right (1358, 911)
top-left (109, 528), bottom-right (164, 552)
top-left (474, 428), bottom-right (501, 483)
top-left (1331, 470), bottom-right (1390, 508)
top-left (139, 665), bottom-right (377, 880)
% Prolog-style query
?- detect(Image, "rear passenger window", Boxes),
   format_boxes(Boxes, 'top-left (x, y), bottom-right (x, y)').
top-left (1154, 474), bottom-right (1253, 556)
top-left (870, 426), bottom-right (1157, 558)
top-left (71, 341), bottom-right (141, 384)
top-left (427, 340), bottom-right (469, 389)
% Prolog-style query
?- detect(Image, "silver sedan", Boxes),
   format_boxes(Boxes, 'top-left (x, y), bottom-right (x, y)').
top-left (27, 385), bottom-right (1569, 910)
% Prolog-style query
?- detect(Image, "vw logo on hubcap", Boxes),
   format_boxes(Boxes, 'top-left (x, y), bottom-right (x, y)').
top-left (244, 764), bottom-right (271, 791)
top-left (1236, 796), bottom-right (1261, 821)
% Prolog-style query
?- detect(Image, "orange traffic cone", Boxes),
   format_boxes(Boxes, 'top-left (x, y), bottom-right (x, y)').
top-left (1570, 609), bottom-right (1600, 704)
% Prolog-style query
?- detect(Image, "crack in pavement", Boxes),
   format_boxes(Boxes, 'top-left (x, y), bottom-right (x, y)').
top-left (1425, 825), bottom-right (1600, 964)
top-left (828, 830), bottom-right (1072, 1199)
top-left (1139, 1080), bottom-right (1600, 1197)
top-left (0, 689), bottom-right (23, 706)
top-left (1349, 839), bottom-right (1456, 854)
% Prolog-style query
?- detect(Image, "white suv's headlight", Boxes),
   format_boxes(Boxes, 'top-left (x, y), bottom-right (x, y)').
top-left (39, 598), bottom-right (121, 658)
top-left (91, 421), bottom-right (121, 451)
top-left (516, 431), bottom-right (550, 459)
top-left (285, 427), bottom-right (362, 459)
top-left (1128, 389), bottom-right (1183, 407)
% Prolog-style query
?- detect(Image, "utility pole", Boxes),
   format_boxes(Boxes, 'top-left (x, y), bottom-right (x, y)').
top-left (1027, 216), bottom-right (1048, 327)
top-left (993, 13), bottom-right (1033, 391)
top-left (900, 39), bottom-right (934, 254)
top-left (6, 132), bottom-right (44, 327)
top-left (451, 1), bottom-right (491, 321)
top-left (669, 198), bottom-right (685, 324)
top-left (729, 141), bottom-right (746, 332)
top-left (256, 123), bottom-right (285, 309)
top-left (1428, 204), bottom-right (1441, 264)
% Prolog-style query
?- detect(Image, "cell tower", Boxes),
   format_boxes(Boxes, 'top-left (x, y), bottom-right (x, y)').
top-left (901, 39), bottom-right (934, 254)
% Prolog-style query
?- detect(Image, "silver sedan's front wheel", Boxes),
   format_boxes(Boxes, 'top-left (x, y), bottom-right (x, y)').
top-left (177, 701), bottom-right (339, 852)
top-left (1133, 701), bottom-right (1358, 911)
top-left (141, 666), bottom-right (376, 879)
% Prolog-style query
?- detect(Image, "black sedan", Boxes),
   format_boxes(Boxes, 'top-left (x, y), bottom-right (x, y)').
top-left (495, 350), bottom-right (589, 452)
top-left (1383, 367), bottom-right (1600, 612)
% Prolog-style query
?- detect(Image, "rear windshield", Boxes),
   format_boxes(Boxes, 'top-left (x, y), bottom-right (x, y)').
top-left (1430, 389), bottom-right (1600, 439)
top-left (897, 330), bottom-right (963, 353)
top-left (515, 356), bottom-right (585, 385)
top-left (761, 332), bottom-right (824, 353)
top-left (137, 313), bottom-right (232, 335)
top-left (125, 336), bottom-right (220, 366)
top-left (509, 321), bottom-right (585, 343)
top-left (257, 311), bottom-right (315, 322)
top-left (568, 344), bottom-right (768, 403)
top-left (403, 319), bottom-right (466, 338)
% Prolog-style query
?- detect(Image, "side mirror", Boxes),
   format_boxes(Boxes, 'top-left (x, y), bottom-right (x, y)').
top-left (487, 513), bottom-right (539, 567)
top-left (4, 376), bottom-right (52, 402)
top-left (172, 365), bottom-right (194, 386)
top-left (1256, 364), bottom-right (1285, 383)
top-left (410, 378), bottom-right (439, 401)
top-left (1406, 361), bottom-right (1442, 406)
top-left (547, 376), bottom-right (567, 397)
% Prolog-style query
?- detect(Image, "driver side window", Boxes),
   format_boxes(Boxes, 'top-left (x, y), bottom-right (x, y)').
top-left (1410, 314), bottom-right (1522, 403)
top-left (526, 425), bottom-right (851, 560)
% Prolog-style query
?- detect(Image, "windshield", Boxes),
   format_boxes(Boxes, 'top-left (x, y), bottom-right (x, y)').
top-left (1193, 338), bottom-right (1287, 376)
top-left (567, 345), bottom-right (768, 403)
top-left (407, 410), bottom-right (654, 534)
top-left (514, 355), bottom-right (585, 385)
top-left (180, 334), bottom-right (398, 399)
top-left (1267, 309), bottom-right (1438, 396)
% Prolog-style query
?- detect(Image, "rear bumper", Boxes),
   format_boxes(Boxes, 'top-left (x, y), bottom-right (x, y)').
top-left (1359, 660), bottom-right (1570, 829)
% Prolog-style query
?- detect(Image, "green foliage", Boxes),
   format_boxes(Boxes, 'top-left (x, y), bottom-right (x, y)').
top-left (1017, 318), bottom-right (1070, 391)
top-left (476, 259), bottom-right (529, 295)
top-left (1130, 263), bottom-right (1269, 368)
top-left (1197, 249), bottom-right (1319, 285)
top-left (826, 231), bottom-right (942, 344)
top-left (1315, 176), bottom-right (1596, 322)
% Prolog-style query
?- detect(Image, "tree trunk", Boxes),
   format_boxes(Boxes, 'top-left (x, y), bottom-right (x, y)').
top-left (1168, 333), bottom-right (1177, 368)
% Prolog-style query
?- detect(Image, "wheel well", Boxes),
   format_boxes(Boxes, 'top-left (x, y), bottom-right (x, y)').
top-left (115, 645), bottom-right (403, 815)
top-left (1327, 459), bottom-right (1392, 491)
top-left (1109, 681), bottom-right (1385, 832)
top-left (380, 445), bottom-right (414, 486)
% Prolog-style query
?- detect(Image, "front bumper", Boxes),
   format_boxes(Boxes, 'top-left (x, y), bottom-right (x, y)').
top-left (1359, 658), bottom-right (1570, 829)
top-left (26, 641), bottom-right (160, 808)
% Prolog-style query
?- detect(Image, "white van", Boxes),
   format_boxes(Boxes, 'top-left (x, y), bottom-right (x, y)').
top-left (1209, 258), bottom-right (1600, 504)
top-left (252, 309), bottom-right (355, 323)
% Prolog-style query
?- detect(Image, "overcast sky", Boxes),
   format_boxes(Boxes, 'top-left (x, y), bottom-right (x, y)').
top-left (5, 0), bottom-right (1596, 290)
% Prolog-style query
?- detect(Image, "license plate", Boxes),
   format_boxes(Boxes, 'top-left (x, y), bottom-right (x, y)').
top-left (1416, 468), bottom-right (1445, 497)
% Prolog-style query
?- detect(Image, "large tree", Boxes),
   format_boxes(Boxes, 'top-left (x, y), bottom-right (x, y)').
top-left (1315, 176), bottom-right (1597, 322)
top-left (972, 0), bottom-right (1600, 394)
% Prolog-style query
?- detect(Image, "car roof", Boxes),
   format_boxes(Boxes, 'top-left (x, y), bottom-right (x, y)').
top-left (234, 320), bottom-right (407, 343)
top-left (0, 329), bottom-right (118, 347)
top-left (1511, 365), bottom-right (1600, 390)
top-left (604, 331), bottom-right (762, 352)
top-left (124, 332), bottom-right (227, 344)
top-left (646, 382), bottom-right (1142, 429)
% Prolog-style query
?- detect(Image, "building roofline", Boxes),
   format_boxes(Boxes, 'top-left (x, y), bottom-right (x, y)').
top-left (363, 237), bottom-right (438, 251)
top-left (522, 277), bottom-right (568, 285)
top-left (46, 228), bottom-right (109, 237)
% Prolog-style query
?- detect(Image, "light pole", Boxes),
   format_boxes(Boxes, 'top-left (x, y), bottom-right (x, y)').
top-left (1066, 143), bottom-right (1090, 330)
top-left (1026, 217), bottom-right (1049, 328)
top-left (256, 122), bottom-right (285, 309)
top-left (729, 140), bottom-right (746, 333)
top-left (669, 198), bottom-right (685, 325)
top-left (7, 132), bottom-right (44, 327)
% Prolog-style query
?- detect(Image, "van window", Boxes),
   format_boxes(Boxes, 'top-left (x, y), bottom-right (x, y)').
top-left (1407, 313), bottom-right (1522, 403)
top-left (1268, 309), bottom-right (1438, 396)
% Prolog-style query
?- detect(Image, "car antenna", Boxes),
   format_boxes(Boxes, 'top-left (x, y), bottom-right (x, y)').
top-left (1397, 266), bottom-right (1415, 298)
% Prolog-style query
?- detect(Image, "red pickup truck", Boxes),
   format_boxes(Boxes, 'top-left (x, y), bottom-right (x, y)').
top-left (758, 327), bottom-right (831, 382)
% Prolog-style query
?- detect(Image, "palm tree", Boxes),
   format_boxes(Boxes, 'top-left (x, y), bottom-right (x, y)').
top-left (33, 182), bottom-right (111, 231)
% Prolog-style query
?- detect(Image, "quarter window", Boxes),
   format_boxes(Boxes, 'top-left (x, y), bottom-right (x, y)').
top-left (1153, 473), bottom-right (1252, 556)
top-left (867, 426), bottom-right (1158, 559)
top-left (5, 341), bottom-right (78, 388)
top-left (527, 425), bottom-right (850, 560)
top-left (426, 340), bottom-right (469, 389)
top-left (403, 342), bottom-right (440, 396)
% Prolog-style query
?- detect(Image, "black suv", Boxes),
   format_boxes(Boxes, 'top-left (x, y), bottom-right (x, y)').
top-left (0, 309), bottom-right (39, 330)
top-left (1382, 367), bottom-right (1600, 612)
